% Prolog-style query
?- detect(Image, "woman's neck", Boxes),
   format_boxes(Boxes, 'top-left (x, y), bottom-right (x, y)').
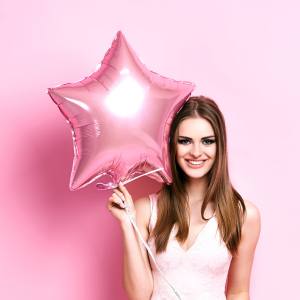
top-left (185, 176), bottom-right (208, 206)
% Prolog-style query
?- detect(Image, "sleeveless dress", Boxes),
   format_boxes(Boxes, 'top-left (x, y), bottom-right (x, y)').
top-left (147, 193), bottom-right (232, 300)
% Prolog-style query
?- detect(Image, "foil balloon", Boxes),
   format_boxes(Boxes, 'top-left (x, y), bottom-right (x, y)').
top-left (48, 31), bottom-right (195, 191)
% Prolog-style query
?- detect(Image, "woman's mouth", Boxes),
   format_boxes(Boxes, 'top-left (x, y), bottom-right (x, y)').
top-left (185, 159), bottom-right (206, 168)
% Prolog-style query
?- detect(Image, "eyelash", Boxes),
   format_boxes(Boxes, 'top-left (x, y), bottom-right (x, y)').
top-left (177, 139), bottom-right (215, 145)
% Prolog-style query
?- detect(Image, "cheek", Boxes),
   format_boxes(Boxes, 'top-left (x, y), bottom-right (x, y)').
top-left (208, 146), bottom-right (217, 158)
top-left (176, 145), bottom-right (188, 158)
top-left (208, 148), bottom-right (216, 160)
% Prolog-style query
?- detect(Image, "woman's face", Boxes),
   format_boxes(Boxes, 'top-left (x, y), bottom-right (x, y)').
top-left (175, 117), bottom-right (217, 180)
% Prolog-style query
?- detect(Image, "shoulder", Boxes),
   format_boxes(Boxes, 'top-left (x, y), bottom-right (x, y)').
top-left (135, 195), bottom-right (151, 215)
top-left (134, 195), bottom-right (152, 232)
top-left (241, 199), bottom-right (261, 246)
top-left (243, 199), bottom-right (261, 227)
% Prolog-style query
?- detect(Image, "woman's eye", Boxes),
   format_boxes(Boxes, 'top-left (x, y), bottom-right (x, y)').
top-left (178, 139), bottom-right (191, 145)
top-left (203, 139), bottom-right (215, 145)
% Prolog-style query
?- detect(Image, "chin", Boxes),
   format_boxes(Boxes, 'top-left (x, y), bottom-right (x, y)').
top-left (178, 166), bottom-right (206, 178)
top-left (185, 171), bottom-right (209, 180)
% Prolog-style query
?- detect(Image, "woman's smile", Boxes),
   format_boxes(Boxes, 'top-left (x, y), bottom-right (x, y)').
top-left (185, 159), bottom-right (207, 168)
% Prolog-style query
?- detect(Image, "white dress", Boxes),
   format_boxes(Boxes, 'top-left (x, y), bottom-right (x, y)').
top-left (147, 193), bottom-right (232, 300)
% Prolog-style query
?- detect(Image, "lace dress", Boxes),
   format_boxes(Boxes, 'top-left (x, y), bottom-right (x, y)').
top-left (147, 193), bottom-right (232, 300)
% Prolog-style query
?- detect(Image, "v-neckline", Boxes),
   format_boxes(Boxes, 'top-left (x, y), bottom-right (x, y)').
top-left (175, 214), bottom-right (216, 254)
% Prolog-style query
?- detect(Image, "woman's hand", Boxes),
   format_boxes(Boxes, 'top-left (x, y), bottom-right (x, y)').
top-left (107, 182), bottom-right (136, 225)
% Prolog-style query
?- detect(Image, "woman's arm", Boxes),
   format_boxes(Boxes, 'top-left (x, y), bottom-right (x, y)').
top-left (226, 291), bottom-right (249, 300)
top-left (226, 199), bottom-right (261, 300)
top-left (121, 193), bottom-right (154, 300)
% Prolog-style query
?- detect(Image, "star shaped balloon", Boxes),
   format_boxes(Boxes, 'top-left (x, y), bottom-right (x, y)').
top-left (48, 31), bottom-right (195, 190)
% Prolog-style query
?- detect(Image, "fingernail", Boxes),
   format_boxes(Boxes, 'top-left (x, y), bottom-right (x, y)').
top-left (119, 181), bottom-right (123, 186)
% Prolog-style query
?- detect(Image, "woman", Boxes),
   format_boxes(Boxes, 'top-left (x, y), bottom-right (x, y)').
top-left (107, 96), bottom-right (261, 300)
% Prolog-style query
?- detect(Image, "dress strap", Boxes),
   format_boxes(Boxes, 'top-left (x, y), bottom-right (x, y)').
top-left (148, 193), bottom-right (157, 232)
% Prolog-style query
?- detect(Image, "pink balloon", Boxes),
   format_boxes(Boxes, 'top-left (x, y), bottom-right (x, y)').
top-left (48, 31), bottom-right (195, 191)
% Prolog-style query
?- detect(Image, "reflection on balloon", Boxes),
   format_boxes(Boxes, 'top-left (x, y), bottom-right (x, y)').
top-left (48, 31), bottom-right (195, 191)
top-left (104, 70), bottom-right (146, 117)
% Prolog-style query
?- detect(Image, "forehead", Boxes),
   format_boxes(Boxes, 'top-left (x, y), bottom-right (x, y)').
top-left (178, 117), bottom-right (214, 137)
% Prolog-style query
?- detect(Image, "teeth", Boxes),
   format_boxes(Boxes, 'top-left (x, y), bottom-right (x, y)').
top-left (188, 160), bottom-right (205, 165)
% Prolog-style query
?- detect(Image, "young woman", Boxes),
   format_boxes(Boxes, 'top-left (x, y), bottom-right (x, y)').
top-left (107, 96), bottom-right (261, 300)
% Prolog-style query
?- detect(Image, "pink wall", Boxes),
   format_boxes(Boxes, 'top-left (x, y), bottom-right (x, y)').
top-left (1, 0), bottom-right (299, 299)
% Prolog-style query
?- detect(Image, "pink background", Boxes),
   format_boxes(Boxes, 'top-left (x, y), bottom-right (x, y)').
top-left (1, 1), bottom-right (299, 299)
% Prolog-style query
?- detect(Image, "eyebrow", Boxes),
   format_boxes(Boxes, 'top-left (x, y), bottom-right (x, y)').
top-left (178, 135), bottom-right (215, 140)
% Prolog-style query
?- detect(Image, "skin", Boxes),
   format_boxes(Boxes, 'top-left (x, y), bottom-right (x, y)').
top-left (176, 117), bottom-right (217, 219)
top-left (107, 116), bottom-right (261, 300)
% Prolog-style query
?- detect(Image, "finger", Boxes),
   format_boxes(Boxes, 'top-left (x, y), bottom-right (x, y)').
top-left (113, 189), bottom-right (125, 203)
top-left (117, 182), bottom-right (130, 198)
top-left (109, 194), bottom-right (126, 208)
top-left (113, 189), bottom-right (132, 211)
top-left (117, 182), bottom-right (133, 206)
top-left (107, 201), bottom-right (114, 211)
top-left (112, 192), bottom-right (127, 209)
top-left (112, 193), bottom-right (126, 207)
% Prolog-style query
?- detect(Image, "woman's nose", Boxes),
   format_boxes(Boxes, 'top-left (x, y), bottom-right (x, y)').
top-left (190, 144), bottom-right (202, 157)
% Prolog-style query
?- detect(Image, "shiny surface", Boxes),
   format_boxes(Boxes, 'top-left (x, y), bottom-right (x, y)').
top-left (48, 31), bottom-right (195, 190)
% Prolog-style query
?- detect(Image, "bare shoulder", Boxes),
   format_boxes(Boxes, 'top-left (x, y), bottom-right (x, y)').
top-left (134, 195), bottom-right (152, 233)
top-left (241, 199), bottom-right (261, 243)
top-left (243, 199), bottom-right (261, 225)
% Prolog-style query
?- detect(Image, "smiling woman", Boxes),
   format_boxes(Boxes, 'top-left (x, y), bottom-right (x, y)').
top-left (176, 117), bottom-right (217, 177)
top-left (107, 95), bottom-right (261, 300)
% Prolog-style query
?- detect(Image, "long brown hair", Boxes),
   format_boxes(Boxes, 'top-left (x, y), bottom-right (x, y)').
top-left (151, 95), bottom-right (246, 257)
